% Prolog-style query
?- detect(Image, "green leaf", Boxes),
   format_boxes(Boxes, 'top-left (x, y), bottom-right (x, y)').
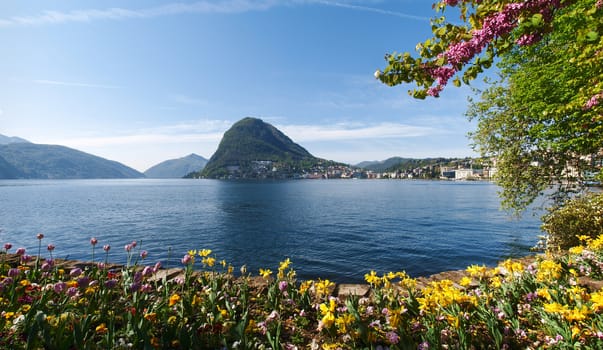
top-left (531, 13), bottom-right (543, 26)
top-left (586, 31), bottom-right (599, 42)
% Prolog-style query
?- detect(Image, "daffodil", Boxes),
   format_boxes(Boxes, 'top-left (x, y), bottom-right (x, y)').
top-left (168, 293), bottom-right (181, 307)
top-left (259, 268), bottom-right (272, 279)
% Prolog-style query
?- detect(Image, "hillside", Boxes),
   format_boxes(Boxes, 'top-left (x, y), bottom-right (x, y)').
top-left (0, 134), bottom-right (30, 145)
top-left (195, 117), bottom-right (323, 179)
top-left (144, 153), bottom-right (208, 178)
top-left (0, 143), bottom-right (144, 179)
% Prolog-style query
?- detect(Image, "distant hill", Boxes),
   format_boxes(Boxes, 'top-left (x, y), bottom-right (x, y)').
top-left (144, 153), bottom-right (208, 178)
top-left (0, 142), bottom-right (144, 179)
top-left (0, 134), bottom-right (30, 145)
top-left (356, 157), bottom-right (413, 172)
top-left (194, 117), bottom-right (323, 179)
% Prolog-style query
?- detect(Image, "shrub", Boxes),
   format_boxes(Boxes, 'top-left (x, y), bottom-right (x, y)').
top-left (541, 192), bottom-right (603, 251)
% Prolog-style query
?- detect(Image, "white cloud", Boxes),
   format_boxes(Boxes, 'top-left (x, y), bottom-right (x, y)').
top-left (0, 0), bottom-right (427, 27)
top-left (279, 121), bottom-right (441, 142)
top-left (33, 79), bottom-right (123, 89)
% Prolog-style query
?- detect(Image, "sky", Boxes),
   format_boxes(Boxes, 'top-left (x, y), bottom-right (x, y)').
top-left (0, 0), bottom-right (481, 172)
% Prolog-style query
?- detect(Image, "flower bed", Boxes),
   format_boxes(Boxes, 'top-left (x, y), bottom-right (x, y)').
top-left (2, 235), bottom-right (603, 349)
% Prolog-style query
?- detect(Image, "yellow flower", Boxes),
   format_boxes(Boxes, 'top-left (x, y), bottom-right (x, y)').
top-left (167, 315), bottom-right (177, 325)
top-left (543, 302), bottom-right (567, 314)
top-left (168, 293), bottom-right (181, 307)
top-left (19, 279), bottom-right (30, 287)
top-left (144, 312), bottom-right (157, 322)
top-left (95, 323), bottom-right (108, 335)
top-left (460, 276), bottom-right (472, 287)
top-left (4, 312), bottom-right (15, 320)
top-left (21, 304), bottom-right (31, 313)
top-left (188, 249), bottom-right (197, 256)
top-left (192, 295), bottom-right (203, 306)
top-left (315, 279), bottom-right (335, 298)
top-left (335, 313), bottom-right (354, 334)
top-left (199, 249), bottom-right (212, 257)
top-left (572, 325), bottom-right (582, 339)
top-left (259, 268), bottom-right (272, 279)
top-left (364, 270), bottom-right (381, 286)
top-left (536, 260), bottom-right (562, 281)
top-left (565, 306), bottom-right (589, 322)
top-left (466, 264), bottom-right (487, 278)
top-left (319, 298), bottom-right (337, 328)
top-left (299, 280), bottom-right (313, 294)
top-left (202, 257), bottom-right (216, 267)
top-left (489, 276), bottom-right (502, 288)
top-left (591, 291), bottom-right (603, 311)
top-left (279, 258), bottom-right (291, 271)
top-left (569, 246), bottom-right (584, 255)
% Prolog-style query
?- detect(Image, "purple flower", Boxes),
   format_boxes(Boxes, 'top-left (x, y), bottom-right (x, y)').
top-left (77, 276), bottom-right (90, 288)
top-left (15, 247), bottom-right (26, 256)
top-left (140, 250), bottom-right (148, 259)
top-left (20, 254), bottom-right (32, 263)
top-left (2, 277), bottom-right (13, 285)
top-left (3, 243), bottom-right (12, 251)
top-left (47, 244), bottom-right (55, 252)
top-left (386, 331), bottom-right (400, 345)
top-left (153, 261), bottom-right (161, 273)
top-left (140, 284), bottom-right (153, 293)
top-left (103, 244), bottom-right (111, 252)
top-left (7, 268), bottom-right (20, 277)
top-left (142, 266), bottom-right (154, 277)
top-left (104, 279), bottom-right (118, 289)
top-left (67, 287), bottom-right (78, 297)
top-left (418, 341), bottom-right (430, 350)
top-left (181, 254), bottom-right (192, 265)
top-left (54, 282), bottom-right (66, 294)
top-left (124, 244), bottom-right (133, 252)
top-left (37, 233), bottom-right (44, 240)
top-left (69, 268), bottom-right (82, 278)
top-left (90, 237), bottom-right (98, 246)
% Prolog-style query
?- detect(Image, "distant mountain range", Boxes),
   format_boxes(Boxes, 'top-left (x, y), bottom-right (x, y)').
top-left (193, 117), bottom-right (329, 179)
top-left (144, 153), bottom-right (208, 178)
top-left (0, 134), bottom-right (143, 179)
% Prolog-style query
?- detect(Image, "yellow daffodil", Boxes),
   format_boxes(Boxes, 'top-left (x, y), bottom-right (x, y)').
top-left (259, 268), bottom-right (272, 279)
top-left (199, 249), bottom-right (212, 257)
top-left (168, 293), bottom-right (181, 307)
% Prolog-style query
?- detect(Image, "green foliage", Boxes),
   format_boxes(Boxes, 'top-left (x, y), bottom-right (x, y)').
top-left (466, 0), bottom-right (603, 212)
top-left (541, 193), bottom-right (603, 251)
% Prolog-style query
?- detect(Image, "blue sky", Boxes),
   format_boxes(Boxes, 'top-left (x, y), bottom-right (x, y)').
top-left (1, 0), bottom-right (479, 172)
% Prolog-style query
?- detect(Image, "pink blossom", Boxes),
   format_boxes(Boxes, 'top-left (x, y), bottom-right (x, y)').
top-left (90, 237), bottom-right (98, 246)
top-left (47, 244), bottom-right (55, 252)
top-left (36, 233), bottom-right (44, 240)
top-left (7, 268), bottom-right (20, 277)
top-left (124, 244), bottom-right (133, 252)
top-left (181, 254), bottom-right (192, 265)
top-left (15, 247), bottom-right (26, 255)
top-left (585, 93), bottom-right (603, 110)
top-left (140, 250), bottom-right (148, 259)
top-left (103, 244), bottom-right (111, 252)
top-left (3, 243), bottom-right (12, 251)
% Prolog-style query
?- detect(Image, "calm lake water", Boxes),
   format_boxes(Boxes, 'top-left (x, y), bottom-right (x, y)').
top-left (0, 179), bottom-right (542, 283)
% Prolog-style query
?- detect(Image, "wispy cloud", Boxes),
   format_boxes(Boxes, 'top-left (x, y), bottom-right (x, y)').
top-left (279, 121), bottom-right (440, 142)
top-left (0, 1), bottom-right (279, 27)
top-left (310, 1), bottom-right (429, 21)
top-left (0, 0), bottom-right (427, 27)
top-left (34, 79), bottom-right (123, 89)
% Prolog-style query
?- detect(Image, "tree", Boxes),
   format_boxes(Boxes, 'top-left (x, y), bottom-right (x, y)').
top-left (377, 0), bottom-right (603, 212)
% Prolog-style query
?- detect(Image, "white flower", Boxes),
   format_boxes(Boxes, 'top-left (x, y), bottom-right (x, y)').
top-left (374, 69), bottom-right (381, 79)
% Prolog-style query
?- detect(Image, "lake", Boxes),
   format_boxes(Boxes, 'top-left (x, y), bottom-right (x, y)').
top-left (0, 179), bottom-right (542, 283)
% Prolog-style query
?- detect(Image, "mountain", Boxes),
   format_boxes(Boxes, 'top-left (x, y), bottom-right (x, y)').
top-left (356, 157), bottom-right (412, 172)
top-left (0, 134), bottom-right (30, 145)
top-left (195, 117), bottom-right (323, 179)
top-left (0, 142), bottom-right (144, 179)
top-left (144, 153), bottom-right (208, 178)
